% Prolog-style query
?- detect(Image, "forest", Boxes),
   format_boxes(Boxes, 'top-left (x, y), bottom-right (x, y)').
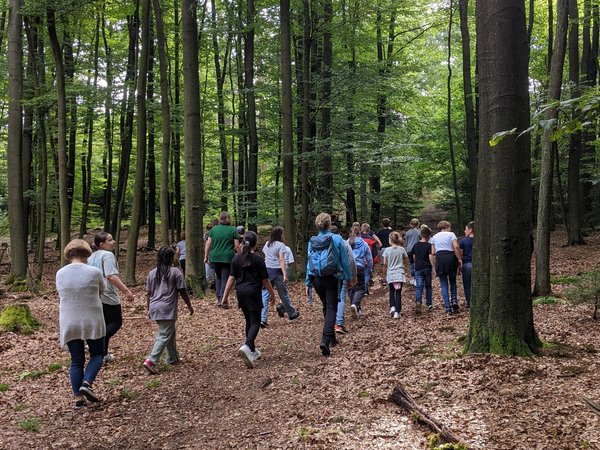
top-left (1, 0), bottom-right (600, 448)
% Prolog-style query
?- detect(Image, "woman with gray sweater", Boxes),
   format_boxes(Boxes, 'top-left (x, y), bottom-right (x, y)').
top-left (56, 239), bottom-right (106, 408)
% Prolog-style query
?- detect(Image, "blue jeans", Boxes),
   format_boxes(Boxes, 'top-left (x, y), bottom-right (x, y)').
top-left (462, 262), bottom-right (472, 306)
top-left (67, 337), bottom-right (104, 396)
top-left (264, 269), bottom-right (298, 318)
top-left (439, 272), bottom-right (458, 312)
top-left (336, 279), bottom-right (348, 326)
top-left (415, 268), bottom-right (433, 306)
top-left (147, 320), bottom-right (179, 365)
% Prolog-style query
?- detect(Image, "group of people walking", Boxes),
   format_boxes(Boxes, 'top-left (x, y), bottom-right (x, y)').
top-left (55, 211), bottom-right (473, 408)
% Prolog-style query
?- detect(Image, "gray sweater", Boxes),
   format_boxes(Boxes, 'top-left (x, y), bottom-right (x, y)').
top-left (56, 262), bottom-right (106, 349)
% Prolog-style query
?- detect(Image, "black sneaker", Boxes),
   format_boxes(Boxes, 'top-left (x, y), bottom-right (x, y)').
top-left (452, 303), bottom-right (459, 312)
top-left (74, 397), bottom-right (86, 409)
top-left (289, 312), bottom-right (300, 322)
top-left (276, 303), bottom-right (285, 318)
top-left (320, 341), bottom-right (330, 356)
top-left (260, 321), bottom-right (269, 329)
top-left (79, 381), bottom-right (100, 403)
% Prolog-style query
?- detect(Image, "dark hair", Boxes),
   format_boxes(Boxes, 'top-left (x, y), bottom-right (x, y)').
top-left (155, 246), bottom-right (176, 287)
top-left (381, 218), bottom-right (390, 227)
top-left (92, 231), bottom-right (110, 251)
top-left (330, 225), bottom-right (339, 234)
top-left (420, 226), bottom-right (432, 239)
top-left (218, 211), bottom-right (231, 225)
top-left (268, 227), bottom-right (284, 246)
top-left (466, 221), bottom-right (474, 232)
top-left (241, 231), bottom-right (258, 267)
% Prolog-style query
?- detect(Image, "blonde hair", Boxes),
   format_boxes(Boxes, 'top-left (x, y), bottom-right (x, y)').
top-left (389, 231), bottom-right (404, 246)
top-left (437, 220), bottom-right (451, 231)
top-left (64, 239), bottom-right (92, 261)
top-left (315, 213), bottom-right (331, 231)
top-left (410, 218), bottom-right (420, 228)
top-left (360, 223), bottom-right (371, 233)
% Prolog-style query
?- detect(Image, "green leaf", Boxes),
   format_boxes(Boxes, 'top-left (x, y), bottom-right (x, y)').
top-left (489, 128), bottom-right (517, 147)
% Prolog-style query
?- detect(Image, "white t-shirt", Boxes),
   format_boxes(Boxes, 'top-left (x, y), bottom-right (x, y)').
top-left (88, 249), bottom-right (121, 305)
top-left (283, 245), bottom-right (295, 265)
top-left (262, 241), bottom-right (286, 269)
top-left (431, 231), bottom-right (458, 253)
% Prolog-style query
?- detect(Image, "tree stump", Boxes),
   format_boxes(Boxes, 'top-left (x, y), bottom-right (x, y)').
top-left (0, 304), bottom-right (40, 335)
top-left (389, 385), bottom-right (467, 447)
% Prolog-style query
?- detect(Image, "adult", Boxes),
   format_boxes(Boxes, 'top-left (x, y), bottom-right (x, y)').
top-left (459, 221), bottom-right (474, 309)
top-left (57, 239), bottom-right (106, 407)
top-left (430, 221), bottom-right (463, 317)
top-left (204, 211), bottom-right (240, 308)
top-left (88, 232), bottom-right (134, 364)
top-left (404, 218), bottom-right (421, 286)
top-left (306, 213), bottom-right (353, 356)
top-left (376, 218), bottom-right (393, 281)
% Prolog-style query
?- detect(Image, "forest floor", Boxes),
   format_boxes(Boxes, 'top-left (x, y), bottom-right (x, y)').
top-left (1, 227), bottom-right (600, 449)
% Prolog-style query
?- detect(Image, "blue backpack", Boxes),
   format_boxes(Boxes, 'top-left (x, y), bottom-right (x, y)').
top-left (308, 234), bottom-right (338, 277)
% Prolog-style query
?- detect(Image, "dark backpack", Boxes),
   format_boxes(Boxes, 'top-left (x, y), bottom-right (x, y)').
top-left (308, 234), bottom-right (338, 277)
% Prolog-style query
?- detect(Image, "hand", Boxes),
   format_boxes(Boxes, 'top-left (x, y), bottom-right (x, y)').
top-left (125, 291), bottom-right (135, 301)
top-left (348, 278), bottom-right (357, 288)
top-left (188, 305), bottom-right (194, 315)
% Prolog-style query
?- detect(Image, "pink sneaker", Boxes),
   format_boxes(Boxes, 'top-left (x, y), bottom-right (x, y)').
top-left (143, 359), bottom-right (159, 374)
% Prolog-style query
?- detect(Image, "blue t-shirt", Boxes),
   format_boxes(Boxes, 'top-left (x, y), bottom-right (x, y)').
top-left (459, 236), bottom-right (473, 264)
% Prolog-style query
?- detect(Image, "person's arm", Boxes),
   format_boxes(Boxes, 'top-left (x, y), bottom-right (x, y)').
top-left (452, 239), bottom-right (462, 267)
top-left (233, 238), bottom-right (240, 254)
top-left (278, 251), bottom-right (288, 283)
top-left (381, 255), bottom-right (388, 283)
top-left (403, 251), bottom-right (411, 277)
top-left (430, 244), bottom-right (437, 276)
top-left (106, 274), bottom-right (134, 301)
top-left (262, 279), bottom-right (277, 303)
top-left (365, 246), bottom-right (373, 272)
top-left (372, 233), bottom-right (382, 248)
top-left (178, 288), bottom-right (194, 315)
top-left (220, 275), bottom-right (236, 305)
top-left (204, 237), bottom-right (212, 264)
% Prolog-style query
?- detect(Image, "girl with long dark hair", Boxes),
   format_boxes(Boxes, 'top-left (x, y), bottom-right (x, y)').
top-left (143, 246), bottom-right (194, 374)
top-left (221, 232), bottom-right (276, 368)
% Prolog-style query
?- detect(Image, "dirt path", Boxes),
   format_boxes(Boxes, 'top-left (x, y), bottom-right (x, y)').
top-left (1, 229), bottom-right (600, 449)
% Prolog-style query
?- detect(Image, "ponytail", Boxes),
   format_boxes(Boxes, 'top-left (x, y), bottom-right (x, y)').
top-left (241, 231), bottom-right (258, 267)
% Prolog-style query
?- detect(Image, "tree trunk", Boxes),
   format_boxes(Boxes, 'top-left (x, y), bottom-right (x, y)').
top-left (280, 0), bottom-right (297, 256)
top-left (125, 0), bottom-right (151, 285)
top-left (235, 1), bottom-right (247, 226)
top-left (534, 0), bottom-right (568, 297)
top-left (459, 0), bottom-right (477, 218)
top-left (101, 9), bottom-right (114, 233)
top-left (320, 0), bottom-right (333, 212)
top-left (173, 0), bottom-right (182, 240)
top-left (64, 31), bottom-right (77, 217)
top-left (300, 0), bottom-right (312, 255)
top-left (245, 0), bottom-right (258, 232)
top-left (47, 8), bottom-right (70, 267)
top-left (7, 0), bottom-right (27, 279)
top-left (182, 0), bottom-right (205, 294)
top-left (146, 25), bottom-right (156, 250)
top-left (466, 0), bottom-right (541, 355)
top-left (566, 0), bottom-right (585, 245)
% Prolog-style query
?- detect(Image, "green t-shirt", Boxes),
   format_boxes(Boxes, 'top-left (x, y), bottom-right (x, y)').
top-left (208, 225), bottom-right (238, 263)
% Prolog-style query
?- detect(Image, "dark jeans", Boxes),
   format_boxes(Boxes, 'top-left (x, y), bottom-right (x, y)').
top-left (67, 337), bottom-right (104, 396)
top-left (462, 262), bottom-right (472, 306)
top-left (348, 266), bottom-right (366, 307)
top-left (102, 303), bottom-right (122, 356)
top-left (239, 300), bottom-right (261, 352)
top-left (313, 275), bottom-right (339, 345)
top-left (415, 268), bottom-right (433, 306)
top-left (388, 282), bottom-right (403, 312)
top-left (212, 262), bottom-right (231, 301)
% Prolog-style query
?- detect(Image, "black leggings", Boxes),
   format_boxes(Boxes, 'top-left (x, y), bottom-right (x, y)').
top-left (102, 303), bottom-right (123, 356)
top-left (239, 305), bottom-right (261, 352)
top-left (313, 275), bottom-right (339, 344)
top-left (212, 262), bottom-right (231, 301)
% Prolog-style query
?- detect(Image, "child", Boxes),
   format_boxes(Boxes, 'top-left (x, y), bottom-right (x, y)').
top-left (405, 219), bottom-right (421, 286)
top-left (430, 221), bottom-right (462, 317)
top-left (382, 231), bottom-right (410, 318)
top-left (221, 231), bottom-right (277, 368)
top-left (360, 223), bottom-right (381, 292)
top-left (347, 226), bottom-right (373, 319)
top-left (412, 226), bottom-right (435, 312)
top-left (176, 231), bottom-right (187, 274)
top-left (459, 222), bottom-right (474, 309)
top-left (203, 221), bottom-right (217, 291)
top-left (143, 246), bottom-right (194, 374)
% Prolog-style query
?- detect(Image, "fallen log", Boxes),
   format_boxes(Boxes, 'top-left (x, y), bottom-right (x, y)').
top-left (584, 397), bottom-right (600, 416)
top-left (389, 385), bottom-right (467, 447)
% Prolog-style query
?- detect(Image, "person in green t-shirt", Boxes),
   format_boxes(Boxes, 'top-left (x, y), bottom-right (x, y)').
top-left (204, 211), bottom-right (240, 307)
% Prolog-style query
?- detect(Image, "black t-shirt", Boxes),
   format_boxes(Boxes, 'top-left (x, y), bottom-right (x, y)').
top-left (413, 241), bottom-right (433, 271)
top-left (229, 253), bottom-right (268, 295)
top-left (459, 236), bottom-right (473, 263)
top-left (376, 228), bottom-right (392, 249)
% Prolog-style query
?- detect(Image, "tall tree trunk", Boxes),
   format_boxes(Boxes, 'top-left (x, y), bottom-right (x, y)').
top-left (146, 23), bottom-right (156, 249)
top-left (459, 0), bottom-right (477, 218)
top-left (47, 8), bottom-right (70, 266)
top-left (280, 0), bottom-right (297, 256)
top-left (125, 0), bottom-right (150, 285)
top-left (534, 0), bottom-right (568, 297)
top-left (300, 0), bottom-right (312, 251)
top-left (320, 0), bottom-right (333, 211)
top-left (101, 9), bottom-right (114, 232)
top-left (344, 0), bottom-right (358, 226)
top-left (466, 0), bottom-right (540, 355)
top-left (566, 0), bottom-right (585, 245)
top-left (173, 0), bottom-right (182, 240)
top-left (7, 0), bottom-right (27, 279)
top-left (153, 0), bottom-right (172, 246)
top-left (235, 1), bottom-right (247, 226)
top-left (182, 0), bottom-right (205, 293)
top-left (64, 30), bottom-right (77, 217)
top-left (245, 0), bottom-right (258, 232)
top-left (447, 0), bottom-right (462, 228)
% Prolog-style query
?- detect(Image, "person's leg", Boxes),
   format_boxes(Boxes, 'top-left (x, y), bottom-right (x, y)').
top-left (273, 272), bottom-right (297, 317)
top-left (388, 284), bottom-right (396, 312)
top-left (245, 308), bottom-right (261, 352)
top-left (219, 263), bottom-right (231, 302)
top-left (146, 321), bottom-right (172, 364)
top-left (164, 321), bottom-right (180, 364)
top-left (415, 270), bottom-right (424, 304)
top-left (439, 274), bottom-right (451, 312)
top-left (424, 268), bottom-right (433, 307)
top-left (336, 280), bottom-right (348, 326)
top-left (83, 337), bottom-right (105, 385)
top-left (260, 288), bottom-right (270, 324)
top-left (102, 303), bottom-right (123, 356)
top-left (314, 276), bottom-right (338, 348)
top-left (449, 271), bottom-right (458, 307)
top-left (212, 263), bottom-right (223, 301)
top-left (180, 259), bottom-right (186, 275)
top-left (395, 283), bottom-right (403, 313)
top-left (462, 262), bottom-right (472, 307)
top-left (66, 340), bottom-right (85, 395)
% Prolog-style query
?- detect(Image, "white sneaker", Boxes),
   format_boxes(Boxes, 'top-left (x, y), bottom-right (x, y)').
top-left (252, 349), bottom-right (262, 360)
top-left (389, 307), bottom-right (396, 317)
top-left (351, 304), bottom-right (359, 319)
top-left (410, 279), bottom-right (416, 286)
top-left (103, 353), bottom-right (116, 365)
top-left (238, 345), bottom-right (254, 368)
top-left (393, 312), bottom-right (400, 319)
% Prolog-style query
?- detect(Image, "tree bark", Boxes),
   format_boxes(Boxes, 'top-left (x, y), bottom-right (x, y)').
top-left (320, 0), bottom-right (333, 212)
top-left (101, 8), bottom-right (114, 233)
top-left (7, 0), bottom-right (27, 278)
top-left (245, 0), bottom-right (258, 232)
top-left (466, 0), bottom-right (541, 355)
top-left (534, 0), bottom-right (568, 297)
top-left (146, 24), bottom-right (156, 249)
top-left (182, 0), bottom-right (205, 293)
top-left (125, 0), bottom-right (151, 285)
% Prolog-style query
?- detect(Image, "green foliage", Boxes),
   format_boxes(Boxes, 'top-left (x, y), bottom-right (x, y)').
top-left (564, 269), bottom-right (600, 318)
top-left (533, 296), bottom-right (558, 306)
top-left (145, 379), bottom-right (161, 388)
top-left (0, 305), bottom-right (39, 335)
top-left (19, 418), bottom-right (41, 432)
top-left (47, 363), bottom-right (62, 373)
top-left (19, 370), bottom-right (47, 380)
top-left (550, 274), bottom-right (580, 285)
top-left (0, 383), bottom-right (8, 392)
top-left (119, 387), bottom-right (140, 400)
